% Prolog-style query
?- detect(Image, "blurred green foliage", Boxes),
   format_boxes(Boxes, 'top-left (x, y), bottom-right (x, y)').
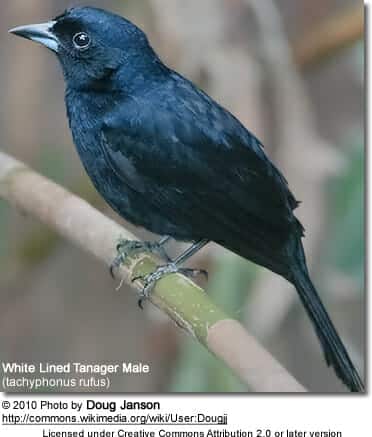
top-left (326, 135), bottom-right (364, 289)
top-left (38, 144), bottom-right (69, 187)
top-left (352, 41), bottom-right (364, 84)
top-left (13, 146), bottom-right (69, 265)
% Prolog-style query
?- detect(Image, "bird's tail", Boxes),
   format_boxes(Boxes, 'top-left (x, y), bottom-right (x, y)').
top-left (290, 262), bottom-right (364, 392)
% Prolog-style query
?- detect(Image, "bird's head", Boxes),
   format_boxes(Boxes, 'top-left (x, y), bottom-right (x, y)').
top-left (9, 7), bottom-right (156, 90)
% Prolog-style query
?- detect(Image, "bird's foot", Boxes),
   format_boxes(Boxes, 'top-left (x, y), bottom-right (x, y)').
top-left (133, 263), bottom-right (208, 309)
top-left (110, 239), bottom-right (170, 278)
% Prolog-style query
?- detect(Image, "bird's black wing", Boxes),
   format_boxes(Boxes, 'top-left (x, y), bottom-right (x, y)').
top-left (101, 74), bottom-right (303, 275)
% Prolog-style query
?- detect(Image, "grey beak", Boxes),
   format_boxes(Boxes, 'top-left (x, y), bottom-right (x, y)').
top-left (9, 21), bottom-right (59, 52)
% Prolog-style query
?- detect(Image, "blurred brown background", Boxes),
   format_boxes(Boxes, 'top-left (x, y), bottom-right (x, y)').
top-left (0, 0), bottom-right (364, 392)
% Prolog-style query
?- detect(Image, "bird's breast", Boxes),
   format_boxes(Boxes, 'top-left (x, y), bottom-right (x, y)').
top-left (66, 90), bottom-right (119, 189)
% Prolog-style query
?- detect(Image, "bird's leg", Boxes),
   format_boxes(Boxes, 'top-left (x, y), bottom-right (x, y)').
top-left (110, 236), bottom-right (172, 278)
top-left (133, 239), bottom-right (209, 308)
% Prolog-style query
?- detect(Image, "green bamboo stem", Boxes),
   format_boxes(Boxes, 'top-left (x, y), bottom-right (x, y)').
top-left (0, 150), bottom-right (306, 392)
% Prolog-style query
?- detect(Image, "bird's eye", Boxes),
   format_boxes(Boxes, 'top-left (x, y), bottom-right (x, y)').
top-left (72, 32), bottom-right (91, 50)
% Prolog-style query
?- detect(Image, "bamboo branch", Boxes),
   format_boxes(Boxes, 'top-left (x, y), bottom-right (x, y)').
top-left (0, 150), bottom-right (306, 393)
top-left (294, 5), bottom-right (364, 69)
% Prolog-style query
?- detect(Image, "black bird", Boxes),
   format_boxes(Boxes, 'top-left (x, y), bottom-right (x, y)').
top-left (9, 7), bottom-right (364, 392)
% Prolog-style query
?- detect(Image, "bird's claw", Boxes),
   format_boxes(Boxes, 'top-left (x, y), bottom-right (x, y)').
top-left (132, 263), bottom-right (179, 297)
top-left (132, 263), bottom-right (209, 309)
top-left (110, 239), bottom-right (170, 279)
